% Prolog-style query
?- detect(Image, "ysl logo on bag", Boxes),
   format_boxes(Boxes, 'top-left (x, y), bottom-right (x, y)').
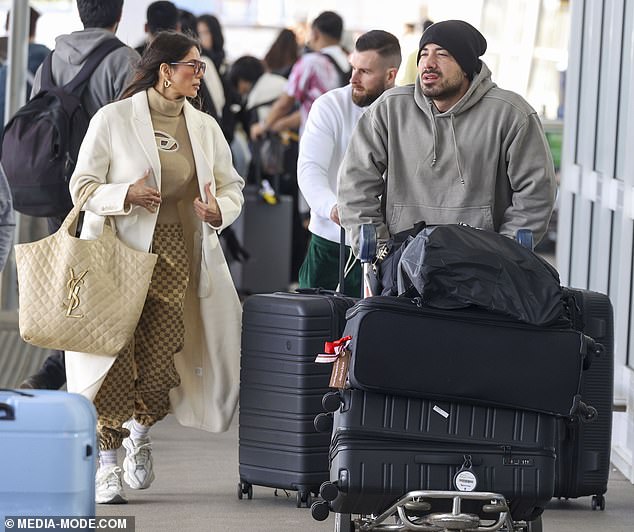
top-left (64, 268), bottom-right (88, 318)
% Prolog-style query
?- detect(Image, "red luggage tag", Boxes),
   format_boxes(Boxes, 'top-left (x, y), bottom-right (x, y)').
top-left (315, 336), bottom-right (351, 363)
top-left (315, 341), bottom-right (339, 364)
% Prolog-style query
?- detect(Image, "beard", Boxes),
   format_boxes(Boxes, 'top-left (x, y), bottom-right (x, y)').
top-left (351, 85), bottom-right (383, 107)
top-left (420, 70), bottom-right (467, 101)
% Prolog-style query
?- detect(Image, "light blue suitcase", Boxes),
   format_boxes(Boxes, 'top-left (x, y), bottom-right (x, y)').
top-left (0, 389), bottom-right (96, 519)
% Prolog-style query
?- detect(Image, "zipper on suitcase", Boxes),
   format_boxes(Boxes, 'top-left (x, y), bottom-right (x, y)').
top-left (332, 428), bottom-right (554, 454)
top-left (331, 434), bottom-right (555, 463)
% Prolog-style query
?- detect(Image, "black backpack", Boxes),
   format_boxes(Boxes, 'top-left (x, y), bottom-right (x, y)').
top-left (0, 38), bottom-right (124, 217)
top-left (321, 52), bottom-right (351, 87)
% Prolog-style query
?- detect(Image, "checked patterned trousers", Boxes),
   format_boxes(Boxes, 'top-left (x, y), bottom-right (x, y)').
top-left (95, 224), bottom-right (190, 450)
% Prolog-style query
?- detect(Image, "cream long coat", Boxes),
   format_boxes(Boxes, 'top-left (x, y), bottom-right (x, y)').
top-left (66, 90), bottom-right (245, 433)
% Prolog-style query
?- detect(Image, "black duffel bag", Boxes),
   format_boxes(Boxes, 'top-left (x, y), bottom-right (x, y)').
top-left (397, 224), bottom-right (563, 326)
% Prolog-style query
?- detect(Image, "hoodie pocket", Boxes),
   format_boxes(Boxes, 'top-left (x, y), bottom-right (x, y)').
top-left (389, 203), bottom-right (494, 234)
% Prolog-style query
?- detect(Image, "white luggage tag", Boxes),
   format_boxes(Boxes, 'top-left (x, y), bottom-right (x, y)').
top-left (453, 455), bottom-right (478, 492)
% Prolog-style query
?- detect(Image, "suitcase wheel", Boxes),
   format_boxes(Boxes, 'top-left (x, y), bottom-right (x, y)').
top-left (591, 494), bottom-right (606, 511)
top-left (296, 489), bottom-right (312, 508)
top-left (322, 391), bottom-right (343, 412)
top-left (525, 514), bottom-right (543, 532)
top-left (311, 499), bottom-right (330, 521)
top-left (314, 412), bottom-right (334, 433)
top-left (237, 480), bottom-right (253, 500)
top-left (319, 481), bottom-right (340, 502)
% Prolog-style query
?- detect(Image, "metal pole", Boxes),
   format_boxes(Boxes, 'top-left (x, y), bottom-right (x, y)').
top-left (1, 0), bottom-right (29, 310)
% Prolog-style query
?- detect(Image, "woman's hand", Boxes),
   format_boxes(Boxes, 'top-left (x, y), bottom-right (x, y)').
top-left (125, 169), bottom-right (161, 213)
top-left (194, 182), bottom-right (222, 226)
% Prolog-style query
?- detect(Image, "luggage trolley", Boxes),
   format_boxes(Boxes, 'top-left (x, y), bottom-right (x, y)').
top-left (309, 225), bottom-right (574, 532)
top-left (315, 489), bottom-right (543, 532)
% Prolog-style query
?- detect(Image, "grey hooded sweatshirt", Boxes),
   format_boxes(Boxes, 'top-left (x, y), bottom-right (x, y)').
top-left (337, 61), bottom-right (556, 253)
top-left (31, 28), bottom-right (140, 117)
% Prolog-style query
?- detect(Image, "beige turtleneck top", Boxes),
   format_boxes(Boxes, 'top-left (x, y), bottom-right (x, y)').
top-left (147, 86), bottom-right (197, 224)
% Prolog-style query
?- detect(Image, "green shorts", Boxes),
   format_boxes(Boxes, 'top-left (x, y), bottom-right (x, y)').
top-left (298, 233), bottom-right (361, 297)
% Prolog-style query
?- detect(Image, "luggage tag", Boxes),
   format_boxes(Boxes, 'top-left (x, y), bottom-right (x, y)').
top-left (328, 346), bottom-right (351, 388)
top-left (453, 455), bottom-right (478, 492)
top-left (315, 336), bottom-right (352, 389)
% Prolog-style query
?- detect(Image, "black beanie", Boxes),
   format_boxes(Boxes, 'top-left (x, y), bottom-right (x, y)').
top-left (418, 20), bottom-right (487, 80)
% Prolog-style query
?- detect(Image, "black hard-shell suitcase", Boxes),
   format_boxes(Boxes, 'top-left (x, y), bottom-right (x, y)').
top-left (342, 296), bottom-right (596, 417)
top-left (238, 291), bottom-right (356, 506)
top-left (554, 288), bottom-right (614, 509)
top-left (323, 389), bottom-right (557, 522)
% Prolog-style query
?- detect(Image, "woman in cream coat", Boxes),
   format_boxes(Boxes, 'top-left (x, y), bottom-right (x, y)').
top-left (67, 32), bottom-right (244, 504)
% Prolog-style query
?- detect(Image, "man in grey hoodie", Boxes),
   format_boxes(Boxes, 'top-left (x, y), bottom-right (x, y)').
top-left (20, 0), bottom-right (139, 391)
top-left (31, 0), bottom-right (139, 122)
top-left (337, 20), bottom-right (556, 256)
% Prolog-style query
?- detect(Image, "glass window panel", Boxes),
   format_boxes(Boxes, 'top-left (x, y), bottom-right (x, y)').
top-left (616, 0), bottom-right (633, 182)
top-left (527, 58), bottom-right (564, 119)
top-left (535, 0), bottom-right (570, 49)
top-left (482, 0), bottom-right (533, 45)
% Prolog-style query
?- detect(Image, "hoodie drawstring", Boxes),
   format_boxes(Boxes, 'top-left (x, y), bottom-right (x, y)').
top-left (430, 113), bottom-right (438, 167)
top-left (450, 114), bottom-right (465, 186)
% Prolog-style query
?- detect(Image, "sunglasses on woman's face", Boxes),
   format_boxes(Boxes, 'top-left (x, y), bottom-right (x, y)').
top-left (170, 59), bottom-right (206, 75)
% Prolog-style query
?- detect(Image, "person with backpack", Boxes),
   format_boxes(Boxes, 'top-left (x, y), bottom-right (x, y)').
top-left (248, 12), bottom-right (348, 280)
top-left (14, 0), bottom-right (140, 391)
top-left (18, 0), bottom-right (140, 233)
top-left (250, 11), bottom-right (349, 139)
top-left (66, 31), bottom-right (244, 504)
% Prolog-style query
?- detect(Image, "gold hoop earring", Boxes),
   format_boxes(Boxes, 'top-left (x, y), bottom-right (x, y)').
top-left (163, 79), bottom-right (171, 89)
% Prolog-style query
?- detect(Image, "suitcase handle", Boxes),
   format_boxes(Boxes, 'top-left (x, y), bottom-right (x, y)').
top-left (294, 287), bottom-right (337, 296)
top-left (516, 228), bottom-right (534, 250)
top-left (415, 453), bottom-right (483, 466)
top-left (359, 224), bottom-right (377, 263)
top-left (0, 402), bottom-right (16, 421)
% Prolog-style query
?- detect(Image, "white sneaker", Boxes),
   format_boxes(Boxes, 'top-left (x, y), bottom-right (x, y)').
top-left (122, 420), bottom-right (155, 490)
top-left (95, 465), bottom-right (128, 504)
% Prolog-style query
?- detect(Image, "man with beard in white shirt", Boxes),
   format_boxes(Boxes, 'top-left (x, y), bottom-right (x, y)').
top-left (297, 30), bottom-right (401, 296)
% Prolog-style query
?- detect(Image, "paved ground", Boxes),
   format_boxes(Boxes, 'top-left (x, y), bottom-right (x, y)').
top-left (95, 415), bottom-right (634, 532)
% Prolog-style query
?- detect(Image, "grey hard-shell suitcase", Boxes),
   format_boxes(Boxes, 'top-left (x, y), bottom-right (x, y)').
top-left (553, 288), bottom-right (614, 509)
top-left (238, 291), bottom-right (356, 506)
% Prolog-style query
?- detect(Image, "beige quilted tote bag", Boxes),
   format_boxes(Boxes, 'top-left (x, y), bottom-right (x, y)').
top-left (14, 183), bottom-right (157, 356)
